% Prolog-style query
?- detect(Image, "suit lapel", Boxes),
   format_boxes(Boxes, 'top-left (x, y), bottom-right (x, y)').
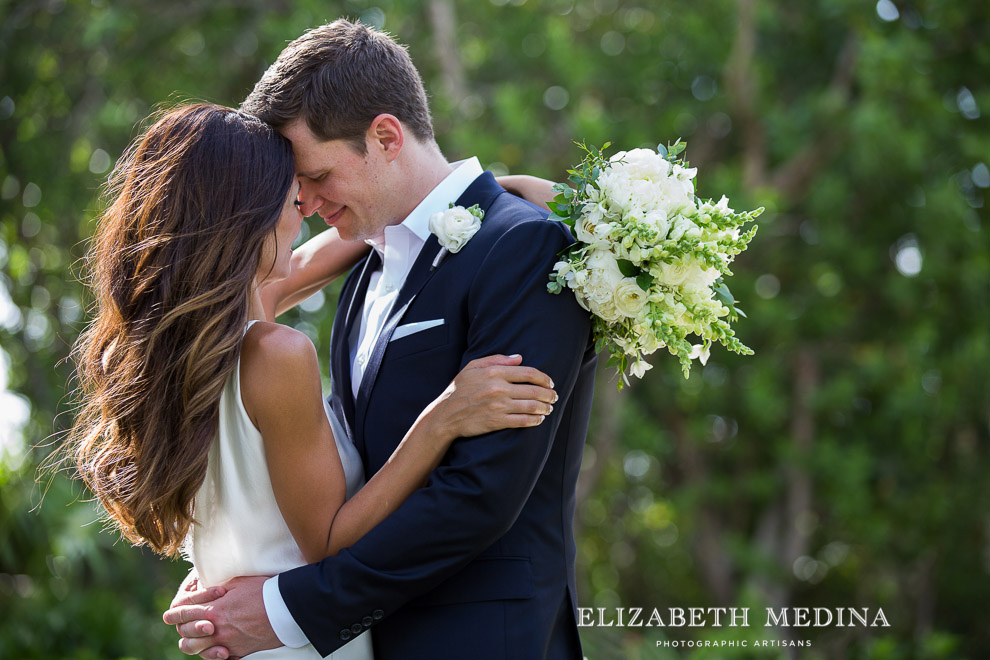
top-left (353, 172), bottom-right (508, 429)
top-left (330, 249), bottom-right (380, 440)
top-left (453, 171), bottom-right (505, 214)
top-left (354, 236), bottom-right (441, 426)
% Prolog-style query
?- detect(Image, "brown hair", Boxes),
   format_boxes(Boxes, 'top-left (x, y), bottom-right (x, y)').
top-left (66, 103), bottom-right (294, 556)
top-left (241, 19), bottom-right (434, 151)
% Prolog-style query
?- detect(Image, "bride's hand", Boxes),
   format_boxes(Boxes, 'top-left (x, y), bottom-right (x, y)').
top-left (424, 354), bottom-right (557, 442)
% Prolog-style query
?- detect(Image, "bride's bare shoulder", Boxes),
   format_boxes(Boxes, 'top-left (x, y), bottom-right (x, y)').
top-left (239, 322), bottom-right (321, 421)
top-left (241, 321), bottom-right (315, 362)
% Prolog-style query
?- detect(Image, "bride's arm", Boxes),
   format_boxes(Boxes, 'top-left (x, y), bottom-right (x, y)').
top-left (260, 227), bottom-right (370, 319)
top-left (496, 174), bottom-right (558, 211)
top-left (322, 353), bottom-right (555, 556)
top-left (241, 323), bottom-right (347, 564)
top-left (242, 323), bottom-right (556, 565)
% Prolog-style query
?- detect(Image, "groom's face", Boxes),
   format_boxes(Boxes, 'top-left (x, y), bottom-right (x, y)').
top-left (283, 120), bottom-right (392, 242)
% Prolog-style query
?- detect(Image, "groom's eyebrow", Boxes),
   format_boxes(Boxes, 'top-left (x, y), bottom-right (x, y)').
top-left (297, 167), bottom-right (328, 179)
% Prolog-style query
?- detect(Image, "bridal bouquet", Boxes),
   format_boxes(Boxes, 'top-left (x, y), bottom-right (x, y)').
top-left (546, 141), bottom-right (761, 385)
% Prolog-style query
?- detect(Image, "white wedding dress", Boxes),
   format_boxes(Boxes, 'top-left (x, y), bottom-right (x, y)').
top-left (186, 321), bottom-right (373, 659)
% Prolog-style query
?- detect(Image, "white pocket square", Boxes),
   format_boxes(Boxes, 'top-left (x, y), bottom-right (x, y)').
top-left (391, 318), bottom-right (445, 341)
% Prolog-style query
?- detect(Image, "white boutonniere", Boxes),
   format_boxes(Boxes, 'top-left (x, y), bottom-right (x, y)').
top-left (429, 203), bottom-right (484, 270)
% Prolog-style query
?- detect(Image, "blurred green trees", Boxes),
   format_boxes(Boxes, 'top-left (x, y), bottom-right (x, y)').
top-left (1, 1), bottom-right (987, 658)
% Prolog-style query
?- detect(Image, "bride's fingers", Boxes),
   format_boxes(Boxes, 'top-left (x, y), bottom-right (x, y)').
top-left (177, 634), bottom-right (225, 656)
top-left (177, 619), bottom-right (214, 638)
top-left (169, 586), bottom-right (225, 610)
top-left (505, 397), bottom-right (553, 416)
top-left (198, 646), bottom-right (231, 660)
top-left (506, 383), bottom-right (558, 404)
top-left (488, 365), bottom-right (554, 389)
top-left (503, 413), bottom-right (549, 428)
top-left (164, 603), bottom-right (213, 626)
top-left (463, 354), bottom-right (523, 370)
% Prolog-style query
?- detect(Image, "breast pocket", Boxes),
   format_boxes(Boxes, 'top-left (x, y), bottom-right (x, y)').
top-left (386, 320), bottom-right (449, 361)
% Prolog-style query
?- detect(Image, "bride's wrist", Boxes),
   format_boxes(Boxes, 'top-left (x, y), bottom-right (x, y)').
top-left (416, 396), bottom-right (457, 447)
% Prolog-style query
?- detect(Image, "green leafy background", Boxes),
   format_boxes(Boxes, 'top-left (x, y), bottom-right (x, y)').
top-left (1, 1), bottom-right (987, 658)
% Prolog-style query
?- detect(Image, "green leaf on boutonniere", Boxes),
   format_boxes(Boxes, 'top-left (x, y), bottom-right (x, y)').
top-left (636, 272), bottom-right (654, 291)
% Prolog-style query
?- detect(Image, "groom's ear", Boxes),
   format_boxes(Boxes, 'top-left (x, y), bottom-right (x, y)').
top-left (367, 114), bottom-right (404, 162)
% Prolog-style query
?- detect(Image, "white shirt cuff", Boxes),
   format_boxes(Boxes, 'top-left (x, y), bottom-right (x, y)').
top-left (263, 575), bottom-right (309, 648)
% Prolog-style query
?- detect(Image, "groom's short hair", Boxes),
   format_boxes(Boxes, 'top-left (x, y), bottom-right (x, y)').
top-left (241, 19), bottom-right (434, 152)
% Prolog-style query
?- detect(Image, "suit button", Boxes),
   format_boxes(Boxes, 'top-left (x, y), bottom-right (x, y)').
top-left (339, 629), bottom-right (352, 641)
top-left (362, 616), bottom-right (373, 628)
top-left (351, 623), bottom-right (363, 635)
top-left (372, 609), bottom-right (384, 620)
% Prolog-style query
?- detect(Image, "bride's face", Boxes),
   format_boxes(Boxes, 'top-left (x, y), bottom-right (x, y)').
top-left (257, 181), bottom-right (303, 286)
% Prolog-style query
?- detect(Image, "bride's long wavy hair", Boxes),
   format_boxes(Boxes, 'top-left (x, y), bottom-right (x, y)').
top-left (67, 103), bottom-right (294, 556)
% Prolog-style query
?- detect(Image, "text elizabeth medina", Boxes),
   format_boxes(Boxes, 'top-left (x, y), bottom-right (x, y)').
top-left (578, 607), bottom-right (890, 629)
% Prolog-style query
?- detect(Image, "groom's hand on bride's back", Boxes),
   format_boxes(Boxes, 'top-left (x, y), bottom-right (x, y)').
top-left (165, 575), bottom-right (277, 659)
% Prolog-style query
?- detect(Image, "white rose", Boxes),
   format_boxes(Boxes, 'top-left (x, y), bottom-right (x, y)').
top-left (581, 249), bottom-right (625, 322)
top-left (657, 258), bottom-right (692, 286)
top-left (429, 205), bottom-right (482, 253)
top-left (587, 297), bottom-right (622, 323)
top-left (614, 277), bottom-right (648, 318)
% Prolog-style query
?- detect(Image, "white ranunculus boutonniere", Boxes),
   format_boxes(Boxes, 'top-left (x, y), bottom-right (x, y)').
top-left (430, 203), bottom-right (484, 270)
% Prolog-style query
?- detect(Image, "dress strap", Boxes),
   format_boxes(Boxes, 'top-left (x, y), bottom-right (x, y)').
top-left (244, 319), bottom-right (261, 335)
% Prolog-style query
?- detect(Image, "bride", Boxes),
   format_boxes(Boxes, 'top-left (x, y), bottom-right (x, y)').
top-left (66, 103), bottom-right (557, 659)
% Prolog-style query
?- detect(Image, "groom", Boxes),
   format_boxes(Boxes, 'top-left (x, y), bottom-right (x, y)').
top-left (166, 20), bottom-right (596, 660)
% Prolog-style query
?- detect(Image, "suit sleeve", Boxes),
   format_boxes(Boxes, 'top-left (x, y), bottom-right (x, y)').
top-left (278, 218), bottom-right (592, 656)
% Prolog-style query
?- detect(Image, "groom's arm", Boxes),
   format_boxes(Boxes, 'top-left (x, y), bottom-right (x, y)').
top-left (279, 216), bottom-right (592, 655)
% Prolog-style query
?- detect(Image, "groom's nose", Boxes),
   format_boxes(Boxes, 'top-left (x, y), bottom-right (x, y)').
top-left (296, 184), bottom-right (322, 217)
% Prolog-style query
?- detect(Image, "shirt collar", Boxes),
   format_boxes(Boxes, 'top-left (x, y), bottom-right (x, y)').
top-left (366, 157), bottom-right (484, 254)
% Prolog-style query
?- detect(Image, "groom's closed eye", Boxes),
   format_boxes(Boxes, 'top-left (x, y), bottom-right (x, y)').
top-left (305, 170), bottom-right (331, 183)
top-left (297, 168), bottom-right (331, 182)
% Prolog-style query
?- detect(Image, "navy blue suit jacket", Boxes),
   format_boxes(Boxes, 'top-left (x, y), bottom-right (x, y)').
top-left (278, 173), bottom-right (597, 659)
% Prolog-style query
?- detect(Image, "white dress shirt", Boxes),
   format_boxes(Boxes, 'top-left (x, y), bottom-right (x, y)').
top-left (263, 157), bottom-right (484, 648)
